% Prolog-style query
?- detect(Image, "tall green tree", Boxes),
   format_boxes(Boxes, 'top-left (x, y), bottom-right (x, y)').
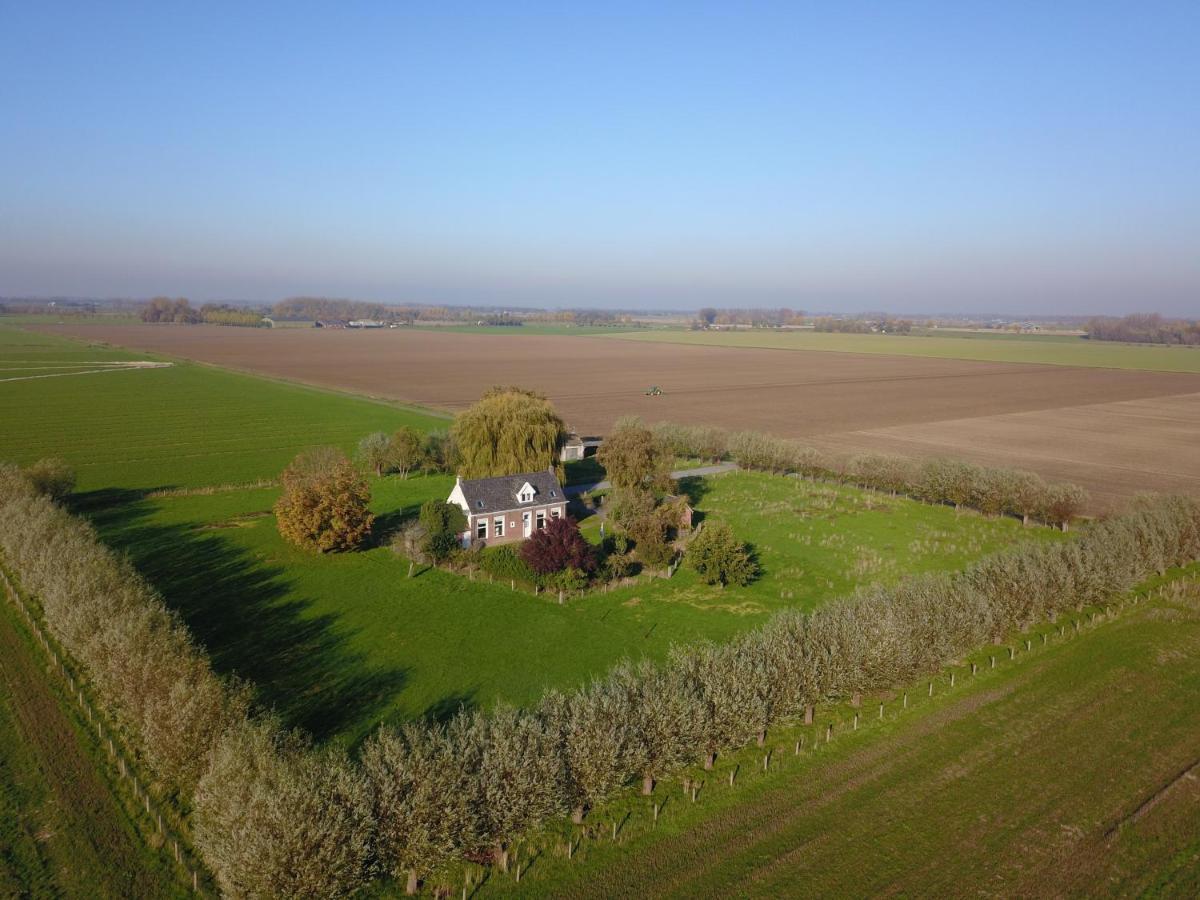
top-left (418, 499), bottom-right (467, 561)
top-left (597, 417), bottom-right (674, 494)
top-left (686, 521), bottom-right (758, 587)
top-left (451, 387), bottom-right (565, 478)
top-left (390, 426), bottom-right (425, 478)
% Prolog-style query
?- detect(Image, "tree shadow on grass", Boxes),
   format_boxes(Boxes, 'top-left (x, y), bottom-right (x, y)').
top-left (675, 475), bottom-right (711, 507)
top-left (76, 488), bottom-right (410, 744)
top-left (370, 505), bottom-right (420, 549)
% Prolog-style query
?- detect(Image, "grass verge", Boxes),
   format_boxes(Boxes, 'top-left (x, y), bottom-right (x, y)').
top-left (0, 581), bottom-right (186, 898)
top-left (444, 573), bottom-right (1200, 898)
top-left (601, 328), bottom-right (1200, 373)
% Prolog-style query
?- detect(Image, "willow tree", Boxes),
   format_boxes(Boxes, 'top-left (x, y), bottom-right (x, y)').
top-left (451, 387), bottom-right (565, 478)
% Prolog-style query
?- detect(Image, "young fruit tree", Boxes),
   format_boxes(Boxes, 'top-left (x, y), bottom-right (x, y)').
top-left (361, 723), bottom-right (475, 895)
top-left (1042, 482), bottom-right (1089, 532)
top-left (390, 426), bottom-right (425, 478)
top-left (356, 432), bottom-right (393, 476)
top-left (275, 448), bottom-right (375, 551)
top-left (685, 521), bottom-right (758, 586)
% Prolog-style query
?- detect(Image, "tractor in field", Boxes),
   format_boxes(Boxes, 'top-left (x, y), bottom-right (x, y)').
top-left (644, 385), bottom-right (664, 396)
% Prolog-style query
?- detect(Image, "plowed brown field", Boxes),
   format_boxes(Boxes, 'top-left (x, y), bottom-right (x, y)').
top-left (37, 324), bottom-right (1200, 510)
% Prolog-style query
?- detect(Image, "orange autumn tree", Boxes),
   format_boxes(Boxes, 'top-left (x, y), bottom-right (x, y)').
top-left (275, 447), bottom-right (374, 552)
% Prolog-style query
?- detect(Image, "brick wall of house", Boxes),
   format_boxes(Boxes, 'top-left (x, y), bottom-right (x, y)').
top-left (466, 502), bottom-right (567, 546)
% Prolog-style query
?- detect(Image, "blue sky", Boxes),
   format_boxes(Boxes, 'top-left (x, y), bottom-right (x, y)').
top-left (2, 1), bottom-right (1197, 313)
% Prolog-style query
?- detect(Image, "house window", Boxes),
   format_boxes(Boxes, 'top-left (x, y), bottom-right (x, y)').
top-left (551, 508), bottom-right (560, 520)
top-left (476, 520), bottom-right (487, 539)
top-left (536, 511), bottom-right (546, 530)
top-left (519, 489), bottom-right (533, 502)
top-left (494, 517), bottom-right (504, 538)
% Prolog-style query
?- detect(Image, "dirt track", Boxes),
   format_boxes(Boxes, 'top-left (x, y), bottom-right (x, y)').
top-left (37, 325), bottom-right (1200, 510)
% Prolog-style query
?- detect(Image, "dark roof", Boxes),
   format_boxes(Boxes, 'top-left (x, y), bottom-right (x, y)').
top-left (563, 432), bottom-right (603, 446)
top-left (459, 469), bottom-right (564, 514)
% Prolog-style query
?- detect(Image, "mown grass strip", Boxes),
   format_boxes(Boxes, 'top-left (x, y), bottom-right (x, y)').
top-left (0, 573), bottom-right (189, 898)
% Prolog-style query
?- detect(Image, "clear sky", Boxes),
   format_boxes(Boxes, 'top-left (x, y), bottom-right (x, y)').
top-left (2, 1), bottom-right (1197, 314)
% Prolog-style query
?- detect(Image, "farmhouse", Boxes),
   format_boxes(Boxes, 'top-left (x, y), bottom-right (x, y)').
top-left (447, 467), bottom-right (567, 547)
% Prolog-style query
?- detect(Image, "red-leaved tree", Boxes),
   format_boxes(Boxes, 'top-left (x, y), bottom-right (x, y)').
top-left (519, 517), bottom-right (596, 575)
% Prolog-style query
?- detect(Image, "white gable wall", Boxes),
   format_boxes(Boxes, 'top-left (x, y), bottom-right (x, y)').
top-left (447, 481), bottom-right (469, 513)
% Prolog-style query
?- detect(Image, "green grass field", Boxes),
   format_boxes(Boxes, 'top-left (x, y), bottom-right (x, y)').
top-left (0, 326), bottom-right (447, 491)
top-left (455, 577), bottom-right (1200, 898)
top-left (0, 590), bottom-right (184, 898)
top-left (0, 312), bottom-right (144, 326)
top-left (87, 469), bottom-right (1054, 747)
top-left (601, 328), bottom-right (1200, 373)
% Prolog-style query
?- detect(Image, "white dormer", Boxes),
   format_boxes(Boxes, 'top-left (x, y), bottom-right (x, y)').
top-left (516, 481), bottom-right (537, 503)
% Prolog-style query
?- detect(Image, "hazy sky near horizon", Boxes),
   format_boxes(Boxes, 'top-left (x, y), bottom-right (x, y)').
top-left (2, 2), bottom-right (1197, 315)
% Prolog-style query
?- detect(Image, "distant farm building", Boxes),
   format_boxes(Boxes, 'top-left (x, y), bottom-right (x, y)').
top-left (560, 432), bottom-right (603, 462)
top-left (262, 315), bottom-right (316, 328)
top-left (448, 468), bottom-right (567, 547)
top-left (347, 319), bottom-right (386, 328)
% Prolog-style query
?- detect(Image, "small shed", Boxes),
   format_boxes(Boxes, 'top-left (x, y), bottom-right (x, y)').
top-left (560, 432), bottom-right (604, 462)
top-left (663, 495), bottom-right (694, 532)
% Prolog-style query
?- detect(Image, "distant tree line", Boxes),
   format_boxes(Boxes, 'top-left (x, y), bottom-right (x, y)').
top-left (139, 297), bottom-right (265, 326)
top-left (650, 422), bottom-right (1087, 530)
top-left (1086, 313), bottom-right (1200, 346)
top-left (272, 297), bottom-right (393, 321)
top-left (694, 307), bottom-right (806, 328)
top-left (3, 458), bottom-right (1196, 896)
top-left (477, 314), bottom-right (523, 326)
top-left (811, 315), bottom-right (912, 334)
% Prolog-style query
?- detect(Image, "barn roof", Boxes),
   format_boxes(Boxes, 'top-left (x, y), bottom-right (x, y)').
top-left (457, 468), bottom-right (564, 514)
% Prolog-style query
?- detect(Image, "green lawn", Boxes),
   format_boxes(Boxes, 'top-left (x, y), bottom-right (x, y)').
top-left (0, 312), bottom-right (144, 326)
top-left (0, 325), bottom-right (448, 491)
top-left (457, 575), bottom-right (1200, 898)
top-left (87, 469), bottom-right (1056, 747)
top-left (601, 328), bottom-right (1200, 373)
